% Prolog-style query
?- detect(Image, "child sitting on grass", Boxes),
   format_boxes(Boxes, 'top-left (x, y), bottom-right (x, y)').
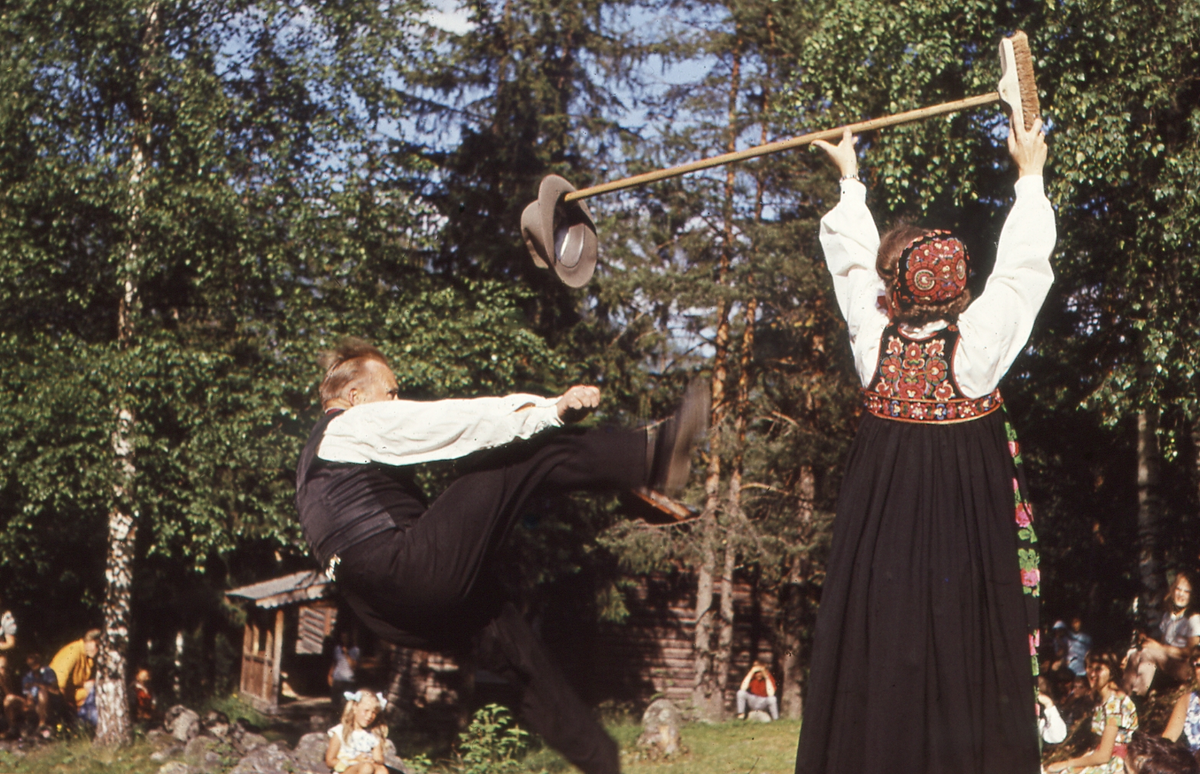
top-left (325, 690), bottom-right (388, 774)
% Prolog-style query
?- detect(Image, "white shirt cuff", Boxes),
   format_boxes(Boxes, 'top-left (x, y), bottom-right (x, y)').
top-left (1014, 174), bottom-right (1044, 200)
top-left (840, 178), bottom-right (867, 201)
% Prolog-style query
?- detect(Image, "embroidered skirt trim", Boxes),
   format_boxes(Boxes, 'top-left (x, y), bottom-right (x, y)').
top-left (862, 388), bottom-right (1003, 424)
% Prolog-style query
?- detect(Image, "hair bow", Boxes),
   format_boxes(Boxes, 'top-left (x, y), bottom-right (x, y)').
top-left (342, 690), bottom-right (388, 709)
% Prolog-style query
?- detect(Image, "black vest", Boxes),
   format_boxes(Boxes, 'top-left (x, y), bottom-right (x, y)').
top-left (295, 410), bottom-right (428, 565)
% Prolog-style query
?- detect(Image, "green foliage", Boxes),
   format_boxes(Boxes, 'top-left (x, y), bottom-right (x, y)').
top-left (786, 0), bottom-right (1200, 635)
top-left (0, 0), bottom-right (564, 658)
top-left (455, 704), bottom-right (539, 774)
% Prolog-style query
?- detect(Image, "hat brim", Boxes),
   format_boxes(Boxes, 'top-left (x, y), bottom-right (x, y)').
top-left (520, 175), bottom-right (598, 288)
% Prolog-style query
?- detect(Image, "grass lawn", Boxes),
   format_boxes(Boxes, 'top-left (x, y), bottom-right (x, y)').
top-left (615, 718), bottom-right (801, 774)
top-left (0, 737), bottom-right (164, 774)
top-left (514, 718), bottom-right (802, 774)
top-left (0, 717), bottom-right (801, 774)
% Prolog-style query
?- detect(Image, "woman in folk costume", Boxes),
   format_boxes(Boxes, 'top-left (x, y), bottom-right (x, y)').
top-left (794, 114), bottom-right (1054, 774)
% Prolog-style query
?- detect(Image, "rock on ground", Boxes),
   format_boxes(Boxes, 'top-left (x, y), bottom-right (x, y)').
top-left (228, 742), bottom-right (295, 774)
top-left (164, 705), bottom-right (201, 743)
top-left (146, 729), bottom-right (178, 751)
top-left (747, 709), bottom-right (773, 723)
top-left (636, 697), bottom-right (683, 758)
top-left (382, 738), bottom-right (410, 773)
top-left (202, 710), bottom-right (231, 740)
top-left (157, 763), bottom-right (195, 774)
top-left (236, 732), bottom-right (269, 754)
top-left (184, 735), bottom-right (227, 773)
top-left (292, 731), bottom-right (330, 774)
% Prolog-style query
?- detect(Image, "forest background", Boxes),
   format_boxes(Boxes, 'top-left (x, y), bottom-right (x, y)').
top-left (0, 0), bottom-right (1198, 746)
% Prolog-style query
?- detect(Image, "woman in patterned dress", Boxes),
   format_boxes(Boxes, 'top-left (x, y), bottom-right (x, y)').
top-left (1046, 651), bottom-right (1139, 774)
top-left (1160, 653), bottom-right (1200, 756)
top-left (793, 115), bottom-right (1054, 774)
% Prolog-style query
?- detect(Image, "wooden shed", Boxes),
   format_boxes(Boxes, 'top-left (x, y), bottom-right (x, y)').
top-left (226, 570), bottom-right (337, 710)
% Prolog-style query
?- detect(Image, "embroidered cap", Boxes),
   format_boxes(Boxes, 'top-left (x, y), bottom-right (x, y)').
top-left (890, 230), bottom-right (969, 309)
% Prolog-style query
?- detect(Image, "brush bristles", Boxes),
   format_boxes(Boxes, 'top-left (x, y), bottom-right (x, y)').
top-left (1008, 31), bottom-right (1041, 130)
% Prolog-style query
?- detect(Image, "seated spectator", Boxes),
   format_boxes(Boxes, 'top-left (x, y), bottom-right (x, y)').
top-left (325, 691), bottom-right (387, 774)
top-left (1038, 676), bottom-right (1068, 745)
top-left (1125, 731), bottom-right (1200, 774)
top-left (1125, 573), bottom-right (1200, 696)
top-left (1159, 653), bottom-right (1200, 756)
top-left (0, 596), bottom-right (16, 653)
top-left (133, 668), bottom-right (155, 724)
top-left (49, 629), bottom-right (100, 727)
top-left (736, 661), bottom-right (778, 721)
top-left (1050, 616), bottom-right (1093, 679)
top-left (21, 651), bottom-right (60, 737)
top-left (1045, 650), bottom-right (1139, 774)
top-left (0, 654), bottom-right (24, 738)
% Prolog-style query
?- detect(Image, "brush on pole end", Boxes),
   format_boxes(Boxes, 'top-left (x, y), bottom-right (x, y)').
top-left (997, 31), bottom-right (1042, 131)
top-left (1008, 31), bottom-right (1041, 130)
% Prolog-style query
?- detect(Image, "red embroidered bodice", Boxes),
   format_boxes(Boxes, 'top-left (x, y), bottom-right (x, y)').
top-left (863, 323), bottom-right (1002, 423)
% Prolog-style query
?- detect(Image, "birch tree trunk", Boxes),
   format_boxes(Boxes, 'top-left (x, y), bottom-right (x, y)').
top-left (95, 2), bottom-right (157, 746)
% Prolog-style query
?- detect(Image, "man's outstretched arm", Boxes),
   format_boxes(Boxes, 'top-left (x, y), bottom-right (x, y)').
top-left (318, 386), bottom-right (602, 466)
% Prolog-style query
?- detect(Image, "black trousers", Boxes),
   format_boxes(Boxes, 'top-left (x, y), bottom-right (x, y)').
top-left (337, 427), bottom-right (647, 774)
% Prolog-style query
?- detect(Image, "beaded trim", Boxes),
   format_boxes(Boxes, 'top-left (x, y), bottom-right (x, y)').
top-left (862, 388), bottom-right (1003, 424)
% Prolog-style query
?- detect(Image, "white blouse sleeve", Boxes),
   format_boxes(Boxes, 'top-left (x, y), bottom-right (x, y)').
top-left (954, 175), bottom-right (1057, 397)
top-left (1039, 704), bottom-right (1068, 745)
top-left (820, 179), bottom-right (889, 386)
top-left (317, 394), bottom-right (563, 466)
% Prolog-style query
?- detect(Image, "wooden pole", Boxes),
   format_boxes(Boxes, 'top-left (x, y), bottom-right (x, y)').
top-left (563, 92), bottom-right (999, 203)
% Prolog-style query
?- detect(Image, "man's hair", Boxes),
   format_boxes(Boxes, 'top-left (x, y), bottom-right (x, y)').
top-left (318, 337), bottom-right (390, 409)
top-left (84, 629), bottom-right (102, 643)
top-left (877, 223), bottom-right (973, 326)
top-left (1127, 731), bottom-right (1200, 774)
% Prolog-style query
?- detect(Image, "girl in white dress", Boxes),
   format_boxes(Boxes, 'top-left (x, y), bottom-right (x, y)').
top-left (325, 690), bottom-right (387, 774)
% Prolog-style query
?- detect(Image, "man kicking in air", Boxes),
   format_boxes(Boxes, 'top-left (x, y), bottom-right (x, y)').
top-left (296, 337), bottom-right (708, 774)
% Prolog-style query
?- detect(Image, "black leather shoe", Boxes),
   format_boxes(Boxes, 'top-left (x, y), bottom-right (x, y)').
top-left (647, 379), bottom-right (710, 496)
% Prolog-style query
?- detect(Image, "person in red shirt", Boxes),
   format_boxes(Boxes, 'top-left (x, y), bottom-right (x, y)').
top-left (737, 661), bottom-right (778, 720)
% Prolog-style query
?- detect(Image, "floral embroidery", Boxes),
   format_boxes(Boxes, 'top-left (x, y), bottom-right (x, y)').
top-left (893, 231), bottom-right (970, 307)
top-left (878, 335), bottom-right (952, 400)
top-left (1018, 551), bottom-right (1040, 594)
top-left (865, 324), bottom-right (1003, 424)
top-left (1005, 412), bottom-right (1041, 688)
top-left (862, 390), bottom-right (1003, 424)
top-left (1015, 501), bottom-right (1032, 529)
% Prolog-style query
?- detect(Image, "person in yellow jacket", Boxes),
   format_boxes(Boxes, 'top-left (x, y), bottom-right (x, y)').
top-left (49, 629), bottom-right (100, 724)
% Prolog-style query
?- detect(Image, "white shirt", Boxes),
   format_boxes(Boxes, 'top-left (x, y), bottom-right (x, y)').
top-left (820, 176), bottom-right (1057, 398)
top-left (1039, 703), bottom-right (1067, 745)
top-left (328, 724), bottom-right (379, 769)
top-left (317, 394), bottom-right (562, 466)
top-left (1160, 610), bottom-right (1200, 649)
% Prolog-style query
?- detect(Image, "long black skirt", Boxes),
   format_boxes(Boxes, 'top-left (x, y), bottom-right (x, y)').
top-left (795, 410), bottom-right (1040, 774)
